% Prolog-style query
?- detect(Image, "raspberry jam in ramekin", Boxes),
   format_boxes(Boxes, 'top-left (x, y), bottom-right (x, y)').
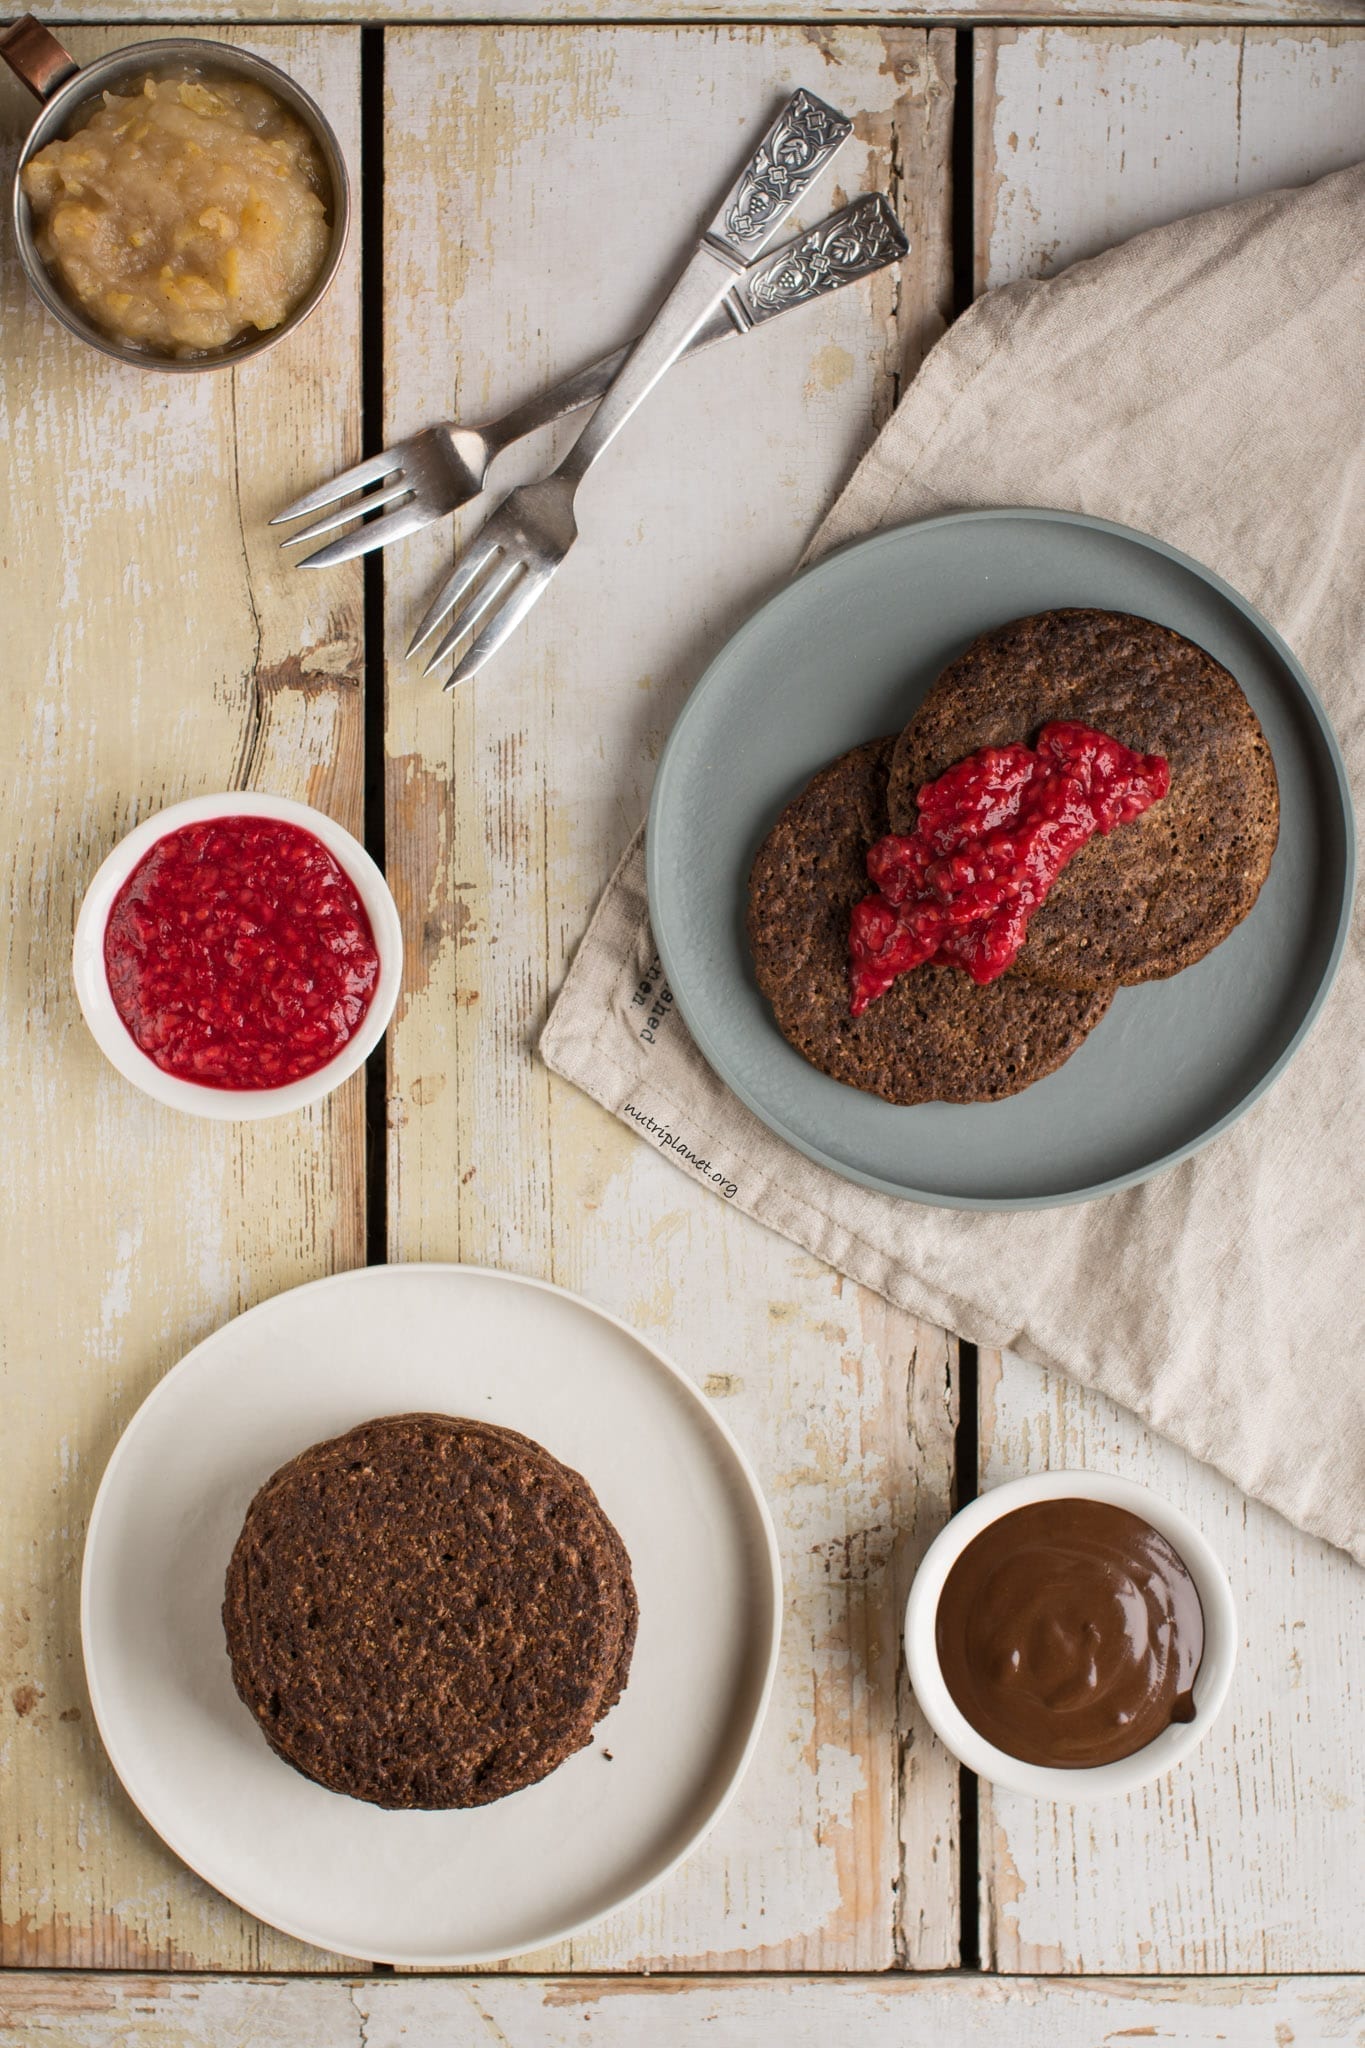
top-left (103, 814), bottom-right (380, 1090)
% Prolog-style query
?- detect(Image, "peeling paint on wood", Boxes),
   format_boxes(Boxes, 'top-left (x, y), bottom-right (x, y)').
top-left (7, 8), bottom-right (1362, 2003)
top-left (2, 1972), bottom-right (1364, 2046)
top-left (974, 26), bottom-right (1365, 293)
top-left (972, 24), bottom-right (1365, 1976)
top-left (381, 24), bottom-right (958, 1973)
top-left (21, 0), bottom-right (1365, 25)
top-left (0, 25), bottom-right (366, 1974)
top-left (977, 1347), bottom-right (1365, 1974)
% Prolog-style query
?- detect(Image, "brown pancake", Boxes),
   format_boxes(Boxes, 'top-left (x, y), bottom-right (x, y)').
top-left (274, 1415), bottom-right (638, 1719)
top-left (887, 610), bottom-right (1279, 990)
top-left (223, 1413), bottom-right (636, 1810)
top-left (747, 738), bottom-right (1113, 1105)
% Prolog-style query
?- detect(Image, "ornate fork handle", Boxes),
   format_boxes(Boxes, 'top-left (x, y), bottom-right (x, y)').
top-left (734, 193), bottom-right (908, 325)
top-left (715, 88), bottom-right (853, 250)
top-left (561, 88), bottom-right (852, 481)
top-left (481, 196), bottom-right (907, 460)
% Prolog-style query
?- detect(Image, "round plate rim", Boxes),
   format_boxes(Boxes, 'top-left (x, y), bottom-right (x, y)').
top-left (79, 1261), bottom-right (785, 1967)
top-left (647, 505), bottom-right (1356, 1212)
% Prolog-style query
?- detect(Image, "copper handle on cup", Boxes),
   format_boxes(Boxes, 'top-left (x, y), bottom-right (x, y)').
top-left (0, 14), bottom-right (79, 101)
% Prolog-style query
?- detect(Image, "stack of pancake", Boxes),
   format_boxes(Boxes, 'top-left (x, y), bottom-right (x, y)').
top-left (748, 610), bottom-right (1279, 1105)
top-left (223, 1413), bottom-right (637, 1810)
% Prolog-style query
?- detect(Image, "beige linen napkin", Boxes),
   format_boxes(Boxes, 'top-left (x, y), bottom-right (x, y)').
top-left (542, 164), bottom-right (1365, 1563)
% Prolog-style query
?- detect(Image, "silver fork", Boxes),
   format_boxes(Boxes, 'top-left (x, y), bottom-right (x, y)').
top-left (273, 192), bottom-right (906, 573)
top-left (271, 350), bottom-right (641, 571)
top-left (408, 89), bottom-right (854, 690)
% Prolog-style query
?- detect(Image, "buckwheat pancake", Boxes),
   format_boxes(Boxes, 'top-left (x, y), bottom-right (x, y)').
top-left (748, 738), bottom-right (1113, 1105)
top-left (887, 610), bottom-right (1279, 990)
top-left (223, 1413), bottom-right (636, 1810)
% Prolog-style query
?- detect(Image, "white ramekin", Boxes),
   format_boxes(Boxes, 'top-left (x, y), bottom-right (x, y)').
top-left (73, 792), bottom-right (402, 1120)
top-left (905, 1469), bottom-right (1237, 1801)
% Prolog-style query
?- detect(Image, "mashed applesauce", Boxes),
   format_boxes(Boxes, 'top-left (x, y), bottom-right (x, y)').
top-left (22, 72), bottom-right (330, 356)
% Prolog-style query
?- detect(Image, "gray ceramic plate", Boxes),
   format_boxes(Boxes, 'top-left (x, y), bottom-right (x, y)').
top-left (647, 509), bottom-right (1355, 1209)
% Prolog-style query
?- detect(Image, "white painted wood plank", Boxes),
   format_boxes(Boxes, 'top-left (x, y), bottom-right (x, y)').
top-left (0, 24), bottom-right (368, 1974)
top-left (976, 26), bottom-right (1365, 291)
top-left (974, 24), bottom-right (1365, 1975)
top-left (976, 1350), bottom-right (1365, 1973)
top-left (381, 24), bottom-right (959, 1972)
top-left (24, 0), bottom-right (1364, 27)
top-left (4, 1972), bottom-right (1365, 2046)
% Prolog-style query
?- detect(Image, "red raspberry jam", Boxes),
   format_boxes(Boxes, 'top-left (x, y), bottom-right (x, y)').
top-left (104, 815), bottom-right (381, 1089)
top-left (849, 722), bottom-right (1169, 1014)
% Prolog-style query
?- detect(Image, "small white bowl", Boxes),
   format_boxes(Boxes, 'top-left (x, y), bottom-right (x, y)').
top-left (73, 792), bottom-right (403, 1121)
top-left (905, 1469), bottom-right (1237, 1801)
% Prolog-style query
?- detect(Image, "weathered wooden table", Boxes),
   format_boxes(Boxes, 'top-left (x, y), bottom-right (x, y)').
top-left (3, 3), bottom-right (1362, 2040)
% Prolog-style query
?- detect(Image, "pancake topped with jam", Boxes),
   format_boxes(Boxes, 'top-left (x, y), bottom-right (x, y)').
top-left (747, 737), bottom-right (1114, 1105)
top-left (886, 610), bottom-right (1278, 990)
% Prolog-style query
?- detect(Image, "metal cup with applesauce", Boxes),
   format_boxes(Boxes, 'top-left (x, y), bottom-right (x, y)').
top-left (0, 15), bottom-right (350, 370)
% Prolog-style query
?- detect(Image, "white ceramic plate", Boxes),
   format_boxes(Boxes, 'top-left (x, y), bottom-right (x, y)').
top-left (81, 1265), bottom-right (782, 1965)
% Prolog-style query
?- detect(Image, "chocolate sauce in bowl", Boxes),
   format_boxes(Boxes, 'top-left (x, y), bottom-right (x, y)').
top-left (934, 1498), bottom-right (1204, 1769)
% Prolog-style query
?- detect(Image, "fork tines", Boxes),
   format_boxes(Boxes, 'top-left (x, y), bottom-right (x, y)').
top-left (270, 433), bottom-right (455, 571)
top-left (432, 566), bottom-right (548, 691)
top-left (413, 543), bottom-right (539, 690)
top-left (270, 449), bottom-right (405, 529)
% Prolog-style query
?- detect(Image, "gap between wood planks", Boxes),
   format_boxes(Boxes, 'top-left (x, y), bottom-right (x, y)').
top-left (349, 20), bottom-right (984, 1978)
top-left (360, 38), bottom-right (396, 1979)
top-left (360, 23), bottom-right (388, 1294)
top-left (946, 25), bottom-right (981, 1979)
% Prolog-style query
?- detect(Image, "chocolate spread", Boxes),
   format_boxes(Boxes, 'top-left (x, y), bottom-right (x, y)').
top-left (934, 1498), bottom-right (1204, 1769)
